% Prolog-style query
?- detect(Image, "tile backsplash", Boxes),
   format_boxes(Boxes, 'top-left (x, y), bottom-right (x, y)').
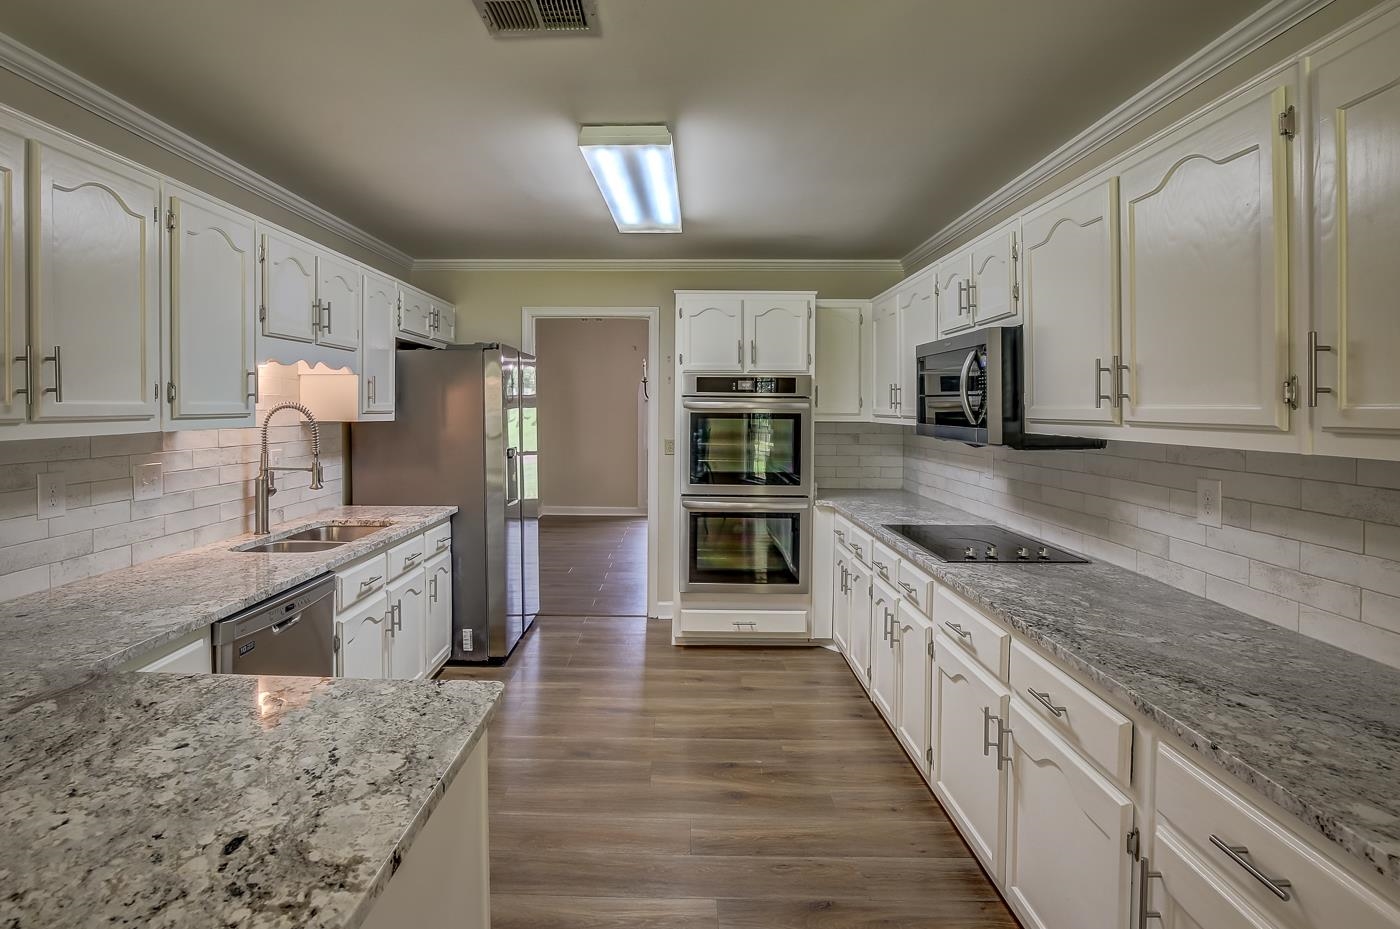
top-left (815, 422), bottom-right (905, 489)
top-left (0, 373), bottom-right (345, 603)
top-left (903, 433), bottom-right (1400, 668)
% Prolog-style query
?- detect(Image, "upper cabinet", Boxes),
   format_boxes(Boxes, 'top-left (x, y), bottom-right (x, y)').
top-left (361, 272), bottom-right (398, 415)
top-left (1310, 11), bottom-right (1400, 451)
top-left (166, 185), bottom-right (257, 425)
top-left (1117, 78), bottom-right (1294, 434)
top-left (934, 248), bottom-right (973, 337)
top-left (398, 287), bottom-right (434, 341)
top-left (969, 220), bottom-right (1020, 328)
top-left (29, 134), bottom-right (161, 426)
top-left (315, 253), bottom-right (361, 352)
top-left (676, 291), bottom-right (814, 374)
top-left (897, 270), bottom-right (935, 420)
top-left (871, 291), bottom-right (900, 419)
top-left (261, 228), bottom-right (318, 344)
top-left (0, 125), bottom-right (25, 426)
top-left (1022, 176), bottom-right (1121, 427)
top-left (814, 300), bottom-right (867, 419)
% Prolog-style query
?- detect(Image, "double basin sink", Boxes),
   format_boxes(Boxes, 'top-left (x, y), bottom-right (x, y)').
top-left (236, 523), bottom-right (393, 554)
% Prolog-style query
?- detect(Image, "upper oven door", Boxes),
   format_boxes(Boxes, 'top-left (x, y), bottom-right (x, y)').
top-left (917, 340), bottom-right (991, 444)
top-left (682, 398), bottom-right (811, 496)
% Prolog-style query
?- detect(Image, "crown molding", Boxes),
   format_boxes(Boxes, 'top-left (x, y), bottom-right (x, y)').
top-left (0, 31), bottom-right (414, 270)
top-left (900, 0), bottom-right (1336, 271)
top-left (412, 257), bottom-right (905, 273)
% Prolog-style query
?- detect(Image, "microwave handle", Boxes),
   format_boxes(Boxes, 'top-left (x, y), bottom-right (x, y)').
top-left (681, 498), bottom-right (811, 514)
top-left (958, 349), bottom-right (983, 426)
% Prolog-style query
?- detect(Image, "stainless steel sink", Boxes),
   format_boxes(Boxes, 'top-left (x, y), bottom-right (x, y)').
top-left (238, 539), bottom-right (346, 554)
top-left (282, 524), bottom-right (392, 543)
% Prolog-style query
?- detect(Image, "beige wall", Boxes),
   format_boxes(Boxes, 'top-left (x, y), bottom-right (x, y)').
top-left (905, 0), bottom-right (1388, 269)
top-left (412, 267), bottom-right (902, 608)
top-left (535, 317), bottom-right (648, 512)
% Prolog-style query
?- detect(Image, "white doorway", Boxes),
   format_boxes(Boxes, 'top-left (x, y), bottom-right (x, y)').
top-left (523, 306), bottom-right (660, 619)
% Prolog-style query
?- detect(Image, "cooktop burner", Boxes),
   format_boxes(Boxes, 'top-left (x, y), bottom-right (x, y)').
top-left (883, 524), bottom-right (1089, 564)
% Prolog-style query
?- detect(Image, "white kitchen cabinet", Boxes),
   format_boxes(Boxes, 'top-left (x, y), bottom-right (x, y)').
top-left (846, 558), bottom-right (873, 688)
top-left (337, 593), bottom-right (388, 679)
top-left (398, 287), bottom-right (434, 340)
top-left (871, 291), bottom-right (901, 419)
top-left (970, 219), bottom-right (1020, 327)
top-left (425, 549), bottom-right (452, 673)
top-left (0, 124), bottom-right (25, 425)
top-left (1117, 77), bottom-right (1294, 433)
top-left (935, 633), bottom-right (1010, 881)
top-left (261, 228), bottom-right (318, 343)
top-left (1004, 699), bottom-right (1135, 929)
top-left (387, 568), bottom-right (427, 680)
top-left (124, 628), bottom-right (212, 674)
top-left (315, 253), bottom-right (361, 352)
top-left (831, 547), bottom-right (852, 655)
top-left (1148, 824), bottom-right (1287, 929)
top-left (897, 270), bottom-right (935, 419)
top-left (678, 295), bottom-right (744, 371)
top-left (935, 247), bottom-right (974, 337)
top-left (894, 600), bottom-right (933, 776)
top-left (29, 134), bottom-right (161, 425)
top-left (431, 300), bottom-right (456, 342)
top-left (1310, 11), bottom-right (1400, 447)
top-left (814, 300), bottom-right (866, 419)
top-left (361, 272), bottom-right (398, 415)
top-left (744, 297), bottom-right (810, 373)
top-left (165, 185), bottom-right (257, 424)
top-left (869, 577), bottom-right (899, 723)
top-left (1022, 176), bottom-right (1122, 427)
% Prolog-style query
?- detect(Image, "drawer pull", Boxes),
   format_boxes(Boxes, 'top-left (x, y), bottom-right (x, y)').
top-left (403, 551), bottom-right (422, 566)
top-left (872, 559), bottom-right (888, 576)
top-left (897, 581), bottom-right (918, 603)
top-left (435, 536), bottom-right (450, 551)
top-left (358, 575), bottom-right (383, 591)
top-left (849, 542), bottom-right (864, 560)
top-left (1209, 835), bottom-right (1293, 901)
top-left (943, 621), bottom-right (972, 640)
top-left (732, 621), bottom-right (757, 630)
top-left (1026, 686), bottom-right (1067, 718)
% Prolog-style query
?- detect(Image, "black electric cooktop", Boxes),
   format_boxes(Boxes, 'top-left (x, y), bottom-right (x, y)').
top-left (883, 524), bottom-right (1089, 564)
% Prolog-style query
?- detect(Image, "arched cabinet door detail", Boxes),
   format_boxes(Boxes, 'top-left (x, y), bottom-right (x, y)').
top-left (679, 298), bottom-right (744, 371)
top-left (743, 298), bottom-right (810, 374)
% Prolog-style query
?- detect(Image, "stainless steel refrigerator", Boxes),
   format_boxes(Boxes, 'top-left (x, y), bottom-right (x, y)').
top-left (349, 343), bottom-right (539, 662)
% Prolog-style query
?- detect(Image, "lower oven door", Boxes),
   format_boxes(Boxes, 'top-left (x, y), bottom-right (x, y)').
top-left (681, 496), bottom-right (811, 595)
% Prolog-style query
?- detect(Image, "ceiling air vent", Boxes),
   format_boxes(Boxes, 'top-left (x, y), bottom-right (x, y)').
top-left (473, 0), bottom-right (600, 37)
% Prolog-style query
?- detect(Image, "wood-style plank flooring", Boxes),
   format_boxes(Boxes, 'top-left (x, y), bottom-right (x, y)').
top-left (537, 516), bottom-right (647, 617)
top-left (440, 615), bottom-right (1019, 929)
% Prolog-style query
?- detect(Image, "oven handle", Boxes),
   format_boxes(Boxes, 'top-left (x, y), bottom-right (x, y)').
top-left (682, 399), bottom-right (811, 412)
top-left (681, 498), bottom-right (812, 513)
top-left (958, 349), bottom-right (982, 426)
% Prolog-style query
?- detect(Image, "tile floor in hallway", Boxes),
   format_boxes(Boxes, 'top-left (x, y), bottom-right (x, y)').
top-left (537, 516), bottom-right (648, 617)
top-left (440, 615), bottom-right (1018, 929)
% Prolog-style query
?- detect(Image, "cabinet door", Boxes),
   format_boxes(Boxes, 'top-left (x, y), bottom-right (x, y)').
top-left (425, 550), bottom-right (452, 672)
top-left (869, 580), bottom-right (899, 723)
top-left (935, 635), bottom-right (1009, 880)
top-left (361, 273), bottom-right (397, 414)
top-left (434, 302), bottom-right (456, 342)
top-left (1023, 177), bottom-right (1121, 426)
top-left (315, 253), bottom-right (360, 351)
top-left (744, 297), bottom-right (810, 373)
top-left (1311, 15), bottom-right (1400, 436)
top-left (0, 125), bottom-right (25, 424)
top-left (970, 222), bottom-right (1019, 327)
top-left (846, 559), bottom-right (873, 687)
top-left (680, 297), bottom-right (744, 371)
top-left (387, 569), bottom-right (427, 679)
top-left (338, 594), bottom-right (388, 679)
top-left (399, 288), bottom-right (433, 338)
top-left (29, 137), bottom-right (161, 424)
top-left (897, 273), bottom-right (935, 419)
top-left (815, 302), bottom-right (863, 417)
top-left (871, 293), bottom-right (900, 418)
top-left (167, 188), bottom-right (256, 421)
top-left (895, 602), bottom-right (933, 774)
top-left (935, 252), bottom-right (973, 336)
top-left (1118, 81), bottom-right (1292, 431)
top-left (1004, 701), bottom-right (1134, 929)
top-left (261, 229), bottom-right (317, 343)
top-left (831, 549), bottom-right (851, 655)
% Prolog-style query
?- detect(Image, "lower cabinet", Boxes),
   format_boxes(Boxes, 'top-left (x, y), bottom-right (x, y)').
top-left (1149, 823), bottom-right (1285, 929)
top-left (845, 558), bottom-right (874, 688)
top-left (387, 568), bottom-right (427, 680)
top-left (894, 600), bottom-right (933, 776)
top-left (869, 576), bottom-right (900, 723)
top-left (338, 593), bottom-right (389, 679)
top-left (425, 550), bottom-right (452, 672)
top-left (1004, 700), bottom-right (1135, 929)
top-left (831, 548), bottom-right (852, 655)
top-left (934, 635), bottom-right (1010, 881)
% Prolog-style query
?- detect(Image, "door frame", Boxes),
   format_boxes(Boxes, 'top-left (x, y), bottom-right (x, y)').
top-left (523, 305), bottom-right (661, 619)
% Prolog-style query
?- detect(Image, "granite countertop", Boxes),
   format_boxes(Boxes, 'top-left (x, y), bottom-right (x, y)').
top-left (818, 489), bottom-right (1400, 886)
top-left (0, 505), bottom-right (457, 674)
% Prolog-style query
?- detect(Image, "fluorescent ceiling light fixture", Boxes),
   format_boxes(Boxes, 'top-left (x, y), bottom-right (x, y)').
top-left (579, 125), bottom-right (681, 233)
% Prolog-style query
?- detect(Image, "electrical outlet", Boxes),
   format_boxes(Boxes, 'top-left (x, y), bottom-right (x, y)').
top-left (663, 438), bottom-right (675, 456)
top-left (1196, 479), bottom-right (1223, 528)
top-left (37, 474), bottom-right (66, 519)
top-left (461, 629), bottom-right (473, 652)
top-left (133, 461), bottom-right (163, 502)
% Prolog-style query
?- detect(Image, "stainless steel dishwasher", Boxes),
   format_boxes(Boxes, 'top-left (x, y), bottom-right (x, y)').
top-left (213, 575), bottom-right (337, 676)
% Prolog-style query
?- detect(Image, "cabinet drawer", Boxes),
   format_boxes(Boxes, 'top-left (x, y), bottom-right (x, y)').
top-left (337, 552), bottom-right (388, 612)
top-left (895, 558), bottom-right (935, 616)
top-left (1155, 744), bottom-right (1400, 929)
top-left (679, 609), bottom-right (809, 636)
top-left (386, 533), bottom-right (426, 580)
top-left (424, 520), bottom-right (452, 558)
top-left (871, 541), bottom-right (899, 585)
top-left (834, 517), bottom-right (872, 566)
top-left (933, 586), bottom-right (1009, 679)
top-left (1009, 640), bottom-right (1133, 785)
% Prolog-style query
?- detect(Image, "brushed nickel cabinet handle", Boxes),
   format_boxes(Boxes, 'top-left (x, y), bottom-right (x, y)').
top-left (245, 369), bottom-right (258, 402)
top-left (42, 346), bottom-right (62, 402)
top-left (898, 581), bottom-right (918, 603)
top-left (323, 300), bottom-right (333, 333)
top-left (981, 706), bottom-right (1011, 770)
top-left (943, 621), bottom-right (972, 640)
top-left (1094, 357), bottom-right (1114, 409)
top-left (1138, 857), bottom-right (1163, 928)
top-left (404, 551), bottom-right (422, 566)
top-left (1208, 835), bottom-right (1292, 901)
top-left (737, 339), bottom-right (743, 366)
top-left (1026, 686), bottom-right (1067, 718)
top-left (750, 339), bottom-right (757, 365)
top-left (1308, 330), bottom-right (1333, 408)
top-left (1116, 355), bottom-right (1130, 404)
top-left (358, 575), bottom-right (383, 591)
top-left (12, 345), bottom-right (31, 403)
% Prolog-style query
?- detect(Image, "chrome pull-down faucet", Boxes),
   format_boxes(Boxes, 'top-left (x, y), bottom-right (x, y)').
top-left (255, 401), bottom-right (324, 535)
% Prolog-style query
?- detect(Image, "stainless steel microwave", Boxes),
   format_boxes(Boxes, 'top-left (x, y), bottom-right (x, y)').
top-left (915, 326), bottom-right (1105, 450)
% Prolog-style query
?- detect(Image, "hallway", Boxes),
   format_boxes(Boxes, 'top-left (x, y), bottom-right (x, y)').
top-left (537, 516), bottom-right (648, 617)
top-left (440, 617), bottom-right (1018, 929)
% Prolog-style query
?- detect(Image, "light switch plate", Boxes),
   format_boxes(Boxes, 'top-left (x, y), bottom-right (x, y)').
top-left (663, 438), bottom-right (675, 456)
top-left (133, 461), bottom-right (163, 502)
top-left (37, 474), bottom-right (66, 519)
top-left (1196, 479), bottom-right (1223, 528)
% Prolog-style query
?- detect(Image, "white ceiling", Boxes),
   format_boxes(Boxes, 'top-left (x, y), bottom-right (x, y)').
top-left (0, 0), bottom-right (1268, 260)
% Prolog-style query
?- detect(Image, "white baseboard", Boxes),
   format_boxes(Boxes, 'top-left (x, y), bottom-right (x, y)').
top-left (540, 505), bottom-right (647, 517)
top-left (655, 600), bottom-right (675, 621)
